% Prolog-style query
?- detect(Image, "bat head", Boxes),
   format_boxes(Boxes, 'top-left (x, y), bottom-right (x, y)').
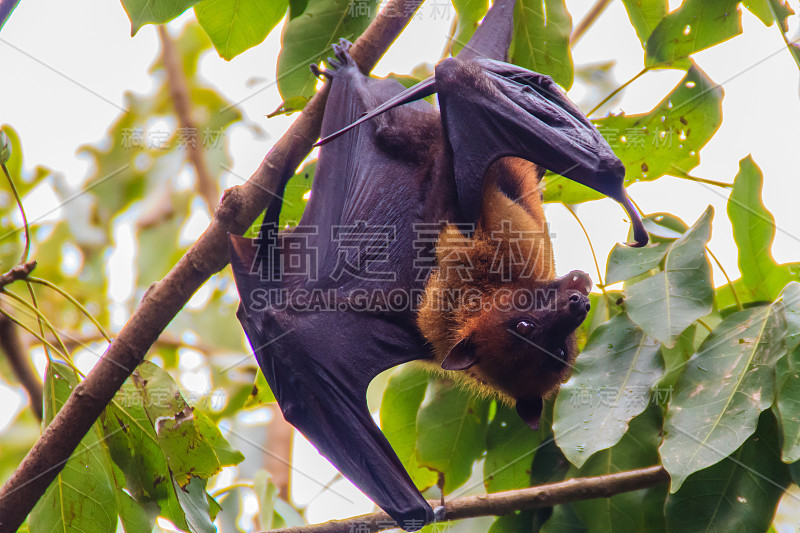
top-left (440, 270), bottom-right (591, 429)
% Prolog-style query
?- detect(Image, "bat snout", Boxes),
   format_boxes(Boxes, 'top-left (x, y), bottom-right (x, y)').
top-left (568, 292), bottom-right (591, 316)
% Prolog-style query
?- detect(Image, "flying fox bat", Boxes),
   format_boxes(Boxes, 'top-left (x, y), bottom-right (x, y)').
top-left (229, 0), bottom-right (646, 529)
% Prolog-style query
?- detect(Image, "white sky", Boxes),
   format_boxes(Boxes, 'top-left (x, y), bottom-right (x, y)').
top-left (1, 0), bottom-right (800, 528)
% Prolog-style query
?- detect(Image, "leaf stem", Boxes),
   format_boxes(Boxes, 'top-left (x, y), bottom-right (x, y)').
top-left (564, 204), bottom-right (608, 300)
top-left (2, 288), bottom-right (71, 361)
top-left (705, 247), bottom-right (742, 311)
top-left (696, 318), bottom-right (713, 333)
top-left (588, 67), bottom-right (649, 117)
top-left (1, 162), bottom-right (30, 263)
top-left (26, 277), bottom-right (112, 342)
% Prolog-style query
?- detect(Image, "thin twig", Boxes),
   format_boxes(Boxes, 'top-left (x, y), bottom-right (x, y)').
top-left (571, 0), bottom-right (613, 44)
top-left (587, 67), bottom-right (648, 117)
top-left (264, 466), bottom-right (669, 533)
top-left (0, 1), bottom-right (426, 529)
top-left (0, 162), bottom-right (30, 263)
top-left (158, 25), bottom-right (218, 214)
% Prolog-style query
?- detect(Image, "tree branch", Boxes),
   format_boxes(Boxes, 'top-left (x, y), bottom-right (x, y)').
top-left (0, 2), bottom-right (423, 529)
top-left (265, 466), bottom-right (669, 533)
top-left (570, 0), bottom-right (613, 44)
top-left (0, 260), bottom-right (36, 289)
top-left (158, 24), bottom-right (219, 214)
top-left (0, 312), bottom-right (42, 421)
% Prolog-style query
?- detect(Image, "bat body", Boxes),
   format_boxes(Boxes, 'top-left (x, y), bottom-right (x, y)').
top-left (229, 1), bottom-right (644, 529)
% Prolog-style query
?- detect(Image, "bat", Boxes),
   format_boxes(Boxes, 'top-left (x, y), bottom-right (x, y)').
top-left (229, 0), bottom-right (646, 529)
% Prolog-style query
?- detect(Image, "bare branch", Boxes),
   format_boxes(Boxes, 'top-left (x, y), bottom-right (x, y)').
top-left (0, 260), bottom-right (36, 289)
top-left (571, 0), bottom-right (613, 44)
top-left (158, 24), bottom-right (218, 214)
top-left (0, 2), bottom-right (424, 529)
top-left (265, 466), bottom-right (669, 533)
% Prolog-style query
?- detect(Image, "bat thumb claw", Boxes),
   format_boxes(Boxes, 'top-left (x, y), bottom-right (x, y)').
top-left (433, 505), bottom-right (446, 522)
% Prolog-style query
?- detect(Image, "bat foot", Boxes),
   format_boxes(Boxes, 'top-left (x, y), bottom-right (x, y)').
top-left (309, 64), bottom-right (332, 80)
top-left (327, 38), bottom-right (356, 71)
top-left (433, 505), bottom-right (446, 522)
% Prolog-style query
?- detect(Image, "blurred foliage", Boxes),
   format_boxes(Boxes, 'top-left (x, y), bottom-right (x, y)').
top-left (0, 0), bottom-right (798, 531)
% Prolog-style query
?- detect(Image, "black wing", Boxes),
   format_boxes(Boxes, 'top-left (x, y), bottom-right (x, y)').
top-left (230, 41), bottom-right (436, 529)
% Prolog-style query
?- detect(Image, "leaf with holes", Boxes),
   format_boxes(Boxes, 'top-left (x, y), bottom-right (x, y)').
top-left (660, 304), bottom-right (786, 491)
top-left (646, 0), bottom-right (742, 66)
top-left (544, 67), bottom-right (722, 204)
top-left (626, 207), bottom-right (714, 347)
top-left (554, 314), bottom-right (662, 467)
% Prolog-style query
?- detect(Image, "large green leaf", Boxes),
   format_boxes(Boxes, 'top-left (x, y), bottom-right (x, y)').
top-left (451, 0), bottom-right (489, 55)
top-left (544, 66), bottom-right (723, 204)
top-left (773, 282), bottom-right (800, 461)
top-left (416, 381), bottom-right (490, 493)
top-left (621, 0), bottom-right (668, 48)
top-left (571, 407), bottom-right (666, 533)
top-left (29, 362), bottom-right (118, 533)
top-left (195, 0), bottom-right (288, 60)
top-left (510, 0), bottom-right (573, 89)
top-left (727, 156), bottom-right (790, 302)
top-left (660, 304), bottom-right (786, 491)
top-left (554, 314), bottom-right (662, 467)
top-left (626, 207), bottom-right (714, 346)
top-left (277, 0), bottom-right (376, 102)
top-left (646, 0), bottom-right (742, 66)
top-left (484, 403), bottom-right (542, 492)
top-left (121, 0), bottom-right (201, 36)
top-left (664, 411), bottom-right (790, 532)
top-left (605, 242), bottom-right (669, 285)
top-left (380, 365), bottom-right (438, 490)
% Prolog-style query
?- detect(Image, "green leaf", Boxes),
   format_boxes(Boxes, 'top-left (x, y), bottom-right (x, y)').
top-left (727, 156), bottom-right (789, 302)
top-left (621, 0), bottom-right (668, 47)
top-left (245, 368), bottom-right (277, 407)
top-left (660, 304), bottom-right (786, 491)
top-left (641, 212), bottom-right (689, 242)
top-left (554, 314), bottom-right (662, 467)
top-left (416, 381), bottom-right (490, 493)
top-left (544, 66), bottom-right (723, 204)
top-left (280, 160), bottom-right (315, 226)
top-left (626, 207), bottom-right (714, 346)
top-left (30, 362), bottom-right (118, 533)
top-left (277, 0), bottom-right (376, 101)
top-left (605, 242), bottom-right (669, 285)
top-left (664, 411), bottom-right (790, 532)
top-left (451, 0), bottom-right (489, 55)
top-left (0, 130), bottom-right (10, 164)
top-left (773, 282), bottom-right (800, 461)
top-left (195, 0), bottom-right (288, 60)
top-left (572, 407), bottom-right (666, 533)
top-left (742, 0), bottom-right (794, 29)
top-left (380, 365), bottom-right (438, 490)
top-left (646, 0), bottom-right (742, 66)
top-left (121, 0), bottom-right (201, 36)
top-left (510, 0), bottom-right (573, 90)
top-left (484, 403), bottom-right (542, 492)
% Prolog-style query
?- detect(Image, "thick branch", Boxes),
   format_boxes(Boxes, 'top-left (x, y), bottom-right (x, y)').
top-left (0, 313), bottom-right (42, 420)
top-left (0, 3), bottom-right (422, 530)
top-left (158, 25), bottom-right (218, 214)
top-left (266, 466), bottom-right (669, 533)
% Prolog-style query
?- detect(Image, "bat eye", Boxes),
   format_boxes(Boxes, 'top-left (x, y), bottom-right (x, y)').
top-left (515, 320), bottom-right (535, 336)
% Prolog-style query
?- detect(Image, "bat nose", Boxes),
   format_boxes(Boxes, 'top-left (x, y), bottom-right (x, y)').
top-left (568, 292), bottom-right (590, 315)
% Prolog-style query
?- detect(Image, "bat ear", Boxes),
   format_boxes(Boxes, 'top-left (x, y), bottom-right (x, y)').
top-left (442, 336), bottom-right (479, 371)
top-left (516, 397), bottom-right (543, 430)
